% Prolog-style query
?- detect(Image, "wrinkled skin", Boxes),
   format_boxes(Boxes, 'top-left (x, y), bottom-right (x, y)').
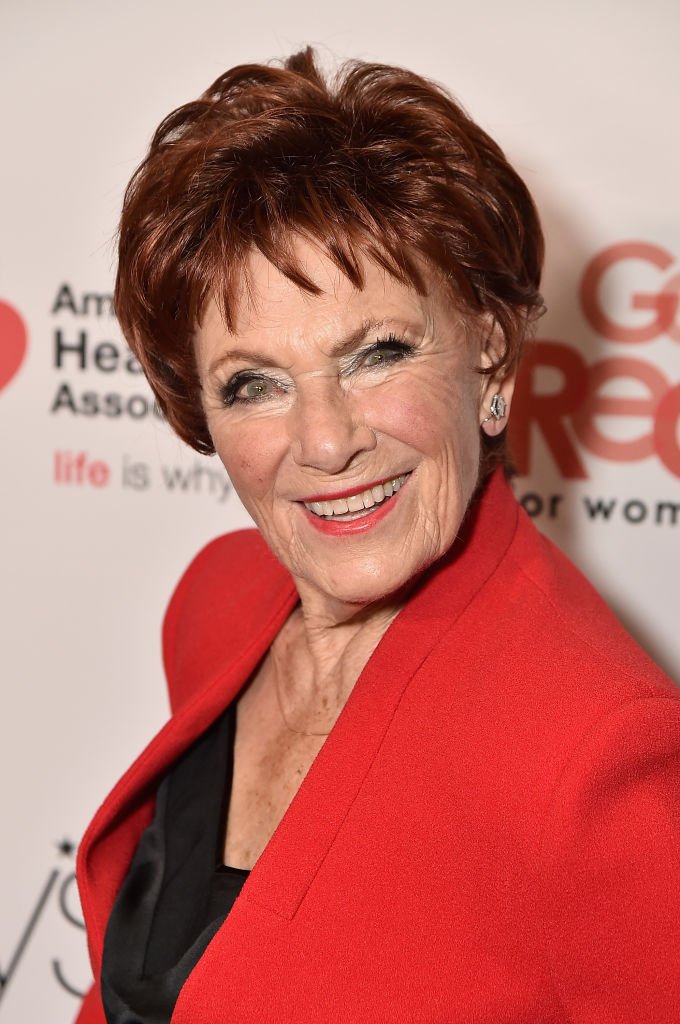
top-left (195, 238), bottom-right (513, 630)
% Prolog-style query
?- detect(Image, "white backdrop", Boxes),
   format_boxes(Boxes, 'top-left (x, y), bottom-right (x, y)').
top-left (1, 1), bottom-right (678, 1019)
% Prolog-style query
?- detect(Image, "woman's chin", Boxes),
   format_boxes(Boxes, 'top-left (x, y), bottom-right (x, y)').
top-left (296, 557), bottom-right (424, 619)
top-left (269, 514), bottom-right (446, 617)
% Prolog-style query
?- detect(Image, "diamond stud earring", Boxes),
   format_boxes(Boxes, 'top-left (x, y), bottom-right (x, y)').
top-left (482, 393), bottom-right (506, 423)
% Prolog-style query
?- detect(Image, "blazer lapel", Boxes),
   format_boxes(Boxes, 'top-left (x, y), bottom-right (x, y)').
top-left (77, 568), bottom-right (298, 971)
top-left (224, 471), bottom-right (519, 921)
top-left (78, 471), bottom-right (519, 967)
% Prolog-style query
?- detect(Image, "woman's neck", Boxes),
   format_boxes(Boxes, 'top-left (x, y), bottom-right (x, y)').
top-left (268, 591), bottom-right (404, 734)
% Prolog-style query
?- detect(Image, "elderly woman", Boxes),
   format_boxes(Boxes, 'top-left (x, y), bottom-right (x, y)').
top-left (75, 48), bottom-right (680, 1024)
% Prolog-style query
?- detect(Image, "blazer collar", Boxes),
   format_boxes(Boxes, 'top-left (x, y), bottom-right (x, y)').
top-left (78, 470), bottom-right (519, 969)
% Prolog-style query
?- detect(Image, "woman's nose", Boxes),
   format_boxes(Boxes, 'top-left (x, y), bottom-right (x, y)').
top-left (290, 381), bottom-right (377, 473)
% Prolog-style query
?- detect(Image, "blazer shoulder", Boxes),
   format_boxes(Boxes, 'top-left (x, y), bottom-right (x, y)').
top-left (538, 692), bottom-right (680, 1018)
top-left (162, 530), bottom-right (294, 713)
top-left (505, 510), bottom-right (677, 699)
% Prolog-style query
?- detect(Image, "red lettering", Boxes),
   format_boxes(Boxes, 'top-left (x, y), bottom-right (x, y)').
top-left (580, 241), bottom-right (678, 343)
top-left (510, 341), bottom-right (588, 479)
top-left (512, 241), bottom-right (680, 479)
top-left (571, 358), bottom-right (668, 461)
top-left (511, 344), bottom-right (680, 480)
top-left (660, 271), bottom-right (680, 343)
top-left (88, 460), bottom-right (110, 487)
top-left (53, 450), bottom-right (111, 487)
top-left (654, 383), bottom-right (680, 477)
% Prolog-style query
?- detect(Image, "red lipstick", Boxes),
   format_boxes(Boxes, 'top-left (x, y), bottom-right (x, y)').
top-left (301, 474), bottom-right (410, 536)
top-left (301, 474), bottom-right (406, 503)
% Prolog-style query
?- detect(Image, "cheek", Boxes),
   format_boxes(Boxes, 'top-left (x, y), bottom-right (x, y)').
top-left (382, 394), bottom-right (431, 440)
top-left (213, 420), bottom-right (281, 502)
top-left (373, 386), bottom-right (477, 459)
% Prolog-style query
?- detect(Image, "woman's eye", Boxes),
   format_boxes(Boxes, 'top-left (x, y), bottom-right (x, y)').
top-left (364, 349), bottom-right (389, 368)
top-left (239, 378), bottom-right (271, 399)
top-left (221, 374), bottom-right (280, 406)
top-left (361, 338), bottom-right (413, 368)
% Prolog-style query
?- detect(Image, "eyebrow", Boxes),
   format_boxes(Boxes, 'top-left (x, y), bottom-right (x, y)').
top-left (207, 317), bottom-right (389, 377)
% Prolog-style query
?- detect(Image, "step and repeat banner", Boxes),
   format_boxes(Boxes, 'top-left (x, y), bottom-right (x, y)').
top-left (1, 1), bottom-right (678, 1020)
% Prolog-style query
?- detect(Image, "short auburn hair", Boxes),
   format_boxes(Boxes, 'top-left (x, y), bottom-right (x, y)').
top-left (115, 47), bottom-right (544, 471)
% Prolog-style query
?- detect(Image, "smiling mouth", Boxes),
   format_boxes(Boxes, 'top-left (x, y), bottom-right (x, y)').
top-left (302, 474), bottom-right (410, 521)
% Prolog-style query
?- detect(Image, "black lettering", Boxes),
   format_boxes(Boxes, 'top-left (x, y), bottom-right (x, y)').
top-left (51, 960), bottom-right (86, 1000)
top-left (122, 456), bottom-right (151, 490)
top-left (80, 392), bottom-right (99, 416)
top-left (520, 492), bottom-right (543, 518)
top-left (583, 497), bottom-right (617, 520)
top-left (51, 386), bottom-right (159, 419)
top-left (0, 869), bottom-right (59, 1002)
top-left (162, 464), bottom-right (193, 492)
top-left (50, 382), bottom-right (78, 414)
top-left (103, 393), bottom-right (122, 417)
top-left (93, 342), bottom-right (119, 372)
top-left (547, 494), bottom-right (564, 518)
top-left (655, 502), bottom-right (680, 526)
top-left (623, 500), bottom-right (647, 524)
top-left (53, 869), bottom-right (89, 998)
top-left (54, 329), bottom-right (87, 369)
top-left (127, 394), bottom-right (149, 418)
top-left (125, 351), bottom-right (143, 374)
top-left (51, 284), bottom-right (78, 315)
top-left (82, 292), bottom-right (114, 317)
top-left (57, 872), bottom-right (84, 930)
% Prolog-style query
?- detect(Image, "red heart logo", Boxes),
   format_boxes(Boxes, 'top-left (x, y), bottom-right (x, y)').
top-left (0, 300), bottom-right (28, 392)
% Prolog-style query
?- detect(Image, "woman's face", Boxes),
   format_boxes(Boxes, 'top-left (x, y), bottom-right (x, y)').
top-left (195, 239), bottom-right (510, 621)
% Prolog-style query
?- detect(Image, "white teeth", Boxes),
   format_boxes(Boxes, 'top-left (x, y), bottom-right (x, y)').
top-left (303, 474), bottom-right (409, 518)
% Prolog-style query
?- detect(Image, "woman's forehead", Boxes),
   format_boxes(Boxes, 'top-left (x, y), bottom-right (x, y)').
top-left (205, 240), bottom-right (455, 345)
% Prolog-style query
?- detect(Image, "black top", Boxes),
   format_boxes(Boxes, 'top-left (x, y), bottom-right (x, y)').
top-left (100, 704), bottom-right (249, 1024)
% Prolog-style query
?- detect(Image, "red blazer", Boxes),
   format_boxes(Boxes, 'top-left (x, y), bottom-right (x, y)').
top-left (75, 472), bottom-right (680, 1023)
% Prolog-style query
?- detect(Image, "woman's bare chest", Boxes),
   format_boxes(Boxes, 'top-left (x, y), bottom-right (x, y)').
top-left (222, 705), bottom-right (327, 870)
top-left (220, 618), bottom-right (370, 870)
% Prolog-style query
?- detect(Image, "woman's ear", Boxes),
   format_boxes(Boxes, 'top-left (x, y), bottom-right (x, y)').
top-left (478, 324), bottom-right (516, 438)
